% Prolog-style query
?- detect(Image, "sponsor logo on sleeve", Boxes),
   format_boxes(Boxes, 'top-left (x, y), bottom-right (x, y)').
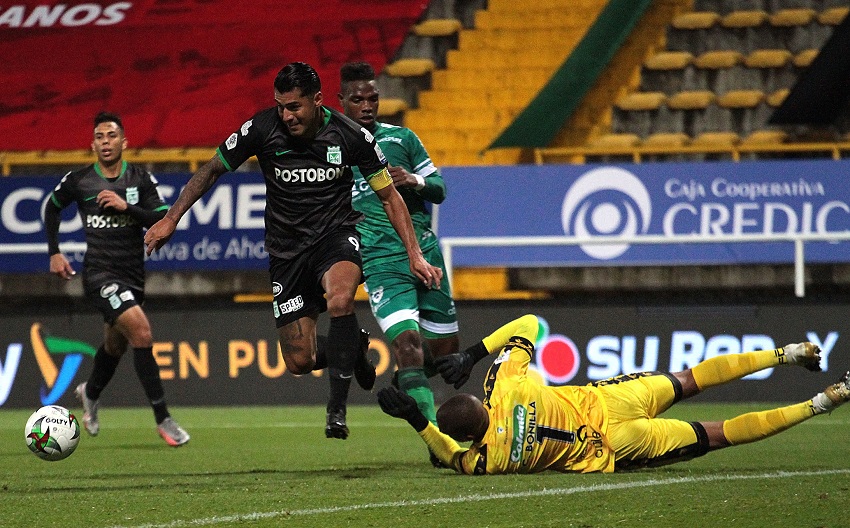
top-left (240, 120), bottom-right (253, 136)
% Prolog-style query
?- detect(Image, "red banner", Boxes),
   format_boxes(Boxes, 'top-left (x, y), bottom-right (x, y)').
top-left (0, 1), bottom-right (424, 150)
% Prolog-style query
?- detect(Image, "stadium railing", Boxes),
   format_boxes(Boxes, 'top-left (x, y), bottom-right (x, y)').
top-left (533, 140), bottom-right (850, 164)
top-left (440, 231), bottom-right (850, 299)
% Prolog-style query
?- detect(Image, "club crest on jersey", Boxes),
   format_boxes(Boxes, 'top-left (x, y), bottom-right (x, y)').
top-left (327, 146), bottom-right (342, 165)
top-left (125, 187), bottom-right (139, 205)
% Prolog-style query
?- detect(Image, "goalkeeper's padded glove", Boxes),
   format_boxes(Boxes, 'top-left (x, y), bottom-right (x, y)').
top-left (377, 387), bottom-right (429, 432)
top-left (434, 341), bottom-right (489, 389)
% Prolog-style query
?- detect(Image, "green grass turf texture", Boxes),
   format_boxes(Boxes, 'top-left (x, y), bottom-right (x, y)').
top-left (2, 403), bottom-right (848, 528)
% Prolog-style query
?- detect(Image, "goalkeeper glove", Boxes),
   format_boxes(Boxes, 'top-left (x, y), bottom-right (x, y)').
top-left (434, 341), bottom-right (489, 389)
top-left (377, 387), bottom-right (429, 432)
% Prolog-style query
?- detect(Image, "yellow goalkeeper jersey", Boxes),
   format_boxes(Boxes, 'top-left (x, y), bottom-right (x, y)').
top-left (420, 314), bottom-right (615, 474)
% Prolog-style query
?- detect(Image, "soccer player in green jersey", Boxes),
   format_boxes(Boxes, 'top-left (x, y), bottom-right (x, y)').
top-left (339, 62), bottom-right (460, 456)
top-left (379, 314), bottom-right (850, 474)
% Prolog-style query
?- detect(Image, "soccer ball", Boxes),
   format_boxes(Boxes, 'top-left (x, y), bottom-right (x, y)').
top-left (25, 405), bottom-right (80, 461)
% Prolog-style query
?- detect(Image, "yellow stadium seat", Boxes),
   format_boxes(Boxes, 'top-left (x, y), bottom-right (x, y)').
top-left (721, 10), bottom-right (769, 28)
top-left (384, 58), bottom-right (436, 77)
top-left (377, 98), bottom-right (408, 116)
top-left (667, 90), bottom-right (716, 110)
top-left (741, 129), bottom-right (788, 144)
top-left (793, 49), bottom-right (818, 67)
top-left (769, 8), bottom-right (816, 27)
top-left (745, 49), bottom-right (792, 68)
top-left (671, 11), bottom-right (721, 30)
top-left (643, 132), bottom-right (690, 148)
top-left (587, 133), bottom-right (642, 149)
top-left (615, 92), bottom-right (667, 111)
top-left (717, 89), bottom-right (765, 108)
top-left (766, 88), bottom-right (790, 107)
top-left (644, 51), bottom-right (694, 70)
top-left (692, 131), bottom-right (741, 147)
top-left (694, 50), bottom-right (744, 69)
top-left (818, 7), bottom-right (849, 26)
top-left (412, 18), bottom-right (463, 37)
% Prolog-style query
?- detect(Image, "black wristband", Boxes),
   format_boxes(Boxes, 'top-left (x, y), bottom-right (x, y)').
top-left (408, 412), bottom-right (430, 432)
top-left (468, 341), bottom-right (489, 362)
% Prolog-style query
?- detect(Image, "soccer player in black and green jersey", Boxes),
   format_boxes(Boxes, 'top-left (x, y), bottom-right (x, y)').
top-left (145, 62), bottom-right (443, 439)
top-left (338, 62), bottom-right (460, 449)
top-left (44, 112), bottom-right (189, 447)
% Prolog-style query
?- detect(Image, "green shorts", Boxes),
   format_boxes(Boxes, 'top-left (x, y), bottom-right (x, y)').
top-left (364, 245), bottom-right (458, 343)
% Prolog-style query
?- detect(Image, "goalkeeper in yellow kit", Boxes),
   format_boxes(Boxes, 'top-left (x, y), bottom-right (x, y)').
top-left (378, 314), bottom-right (850, 474)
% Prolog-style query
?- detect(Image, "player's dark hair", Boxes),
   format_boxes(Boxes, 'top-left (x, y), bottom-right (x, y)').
top-left (437, 394), bottom-right (487, 442)
top-left (274, 62), bottom-right (321, 97)
top-left (340, 62), bottom-right (375, 84)
top-left (94, 111), bottom-right (124, 132)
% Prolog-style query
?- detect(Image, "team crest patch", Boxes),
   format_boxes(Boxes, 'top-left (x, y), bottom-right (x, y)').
top-left (327, 146), bottom-right (342, 165)
top-left (370, 286), bottom-right (384, 305)
top-left (226, 133), bottom-right (238, 150)
top-left (125, 186), bottom-right (139, 205)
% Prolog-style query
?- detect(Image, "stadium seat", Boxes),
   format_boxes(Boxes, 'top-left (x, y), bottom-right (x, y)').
top-left (691, 131), bottom-right (741, 151)
top-left (641, 132), bottom-right (691, 161)
top-left (741, 129), bottom-right (789, 144)
top-left (718, 89), bottom-right (766, 108)
top-left (744, 49), bottom-right (794, 92)
top-left (817, 6), bottom-right (849, 26)
top-left (769, 8), bottom-right (817, 53)
top-left (384, 58), bottom-right (436, 77)
top-left (667, 12), bottom-right (721, 54)
top-left (612, 92), bottom-right (667, 137)
top-left (718, 10), bottom-right (773, 52)
top-left (766, 87), bottom-right (790, 106)
top-left (693, 50), bottom-right (745, 92)
top-left (667, 90), bottom-right (717, 110)
top-left (383, 58), bottom-right (436, 109)
top-left (377, 98), bottom-right (409, 116)
top-left (722, 10), bottom-right (769, 27)
top-left (587, 133), bottom-right (642, 148)
top-left (410, 18), bottom-right (463, 68)
top-left (717, 90), bottom-right (766, 135)
top-left (413, 18), bottom-right (463, 37)
top-left (641, 51), bottom-right (694, 94)
top-left (793, 48), bottom-right (818, 67)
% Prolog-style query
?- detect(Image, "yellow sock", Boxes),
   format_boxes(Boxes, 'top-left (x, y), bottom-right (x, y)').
top-left (691, 349), bottom-right (785, 390)
top-left (722, 401), bottom-right (815, 445)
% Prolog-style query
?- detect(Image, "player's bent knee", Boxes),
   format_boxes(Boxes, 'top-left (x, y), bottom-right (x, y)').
top-left (284, 354), bottom-right (316, 375)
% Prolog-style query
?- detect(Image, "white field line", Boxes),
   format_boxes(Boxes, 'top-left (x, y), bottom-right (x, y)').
top-left (110, 468), bottom-right (850, 528)
top-left (99, 418), bottom-right (849, 430)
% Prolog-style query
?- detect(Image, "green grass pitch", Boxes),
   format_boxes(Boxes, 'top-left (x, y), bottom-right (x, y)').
top-left (2, 403), bottom-right (848, 527)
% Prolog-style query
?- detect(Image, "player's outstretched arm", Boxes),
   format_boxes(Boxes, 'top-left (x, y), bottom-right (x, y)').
top-left (145, 156), bottom-right (227, 255)
top-left (377, 387), bottom-right (469, 472)
top-left (435, 315), bottom-right (540, 388)
top-left (374, 183), bottom-right (442, 288)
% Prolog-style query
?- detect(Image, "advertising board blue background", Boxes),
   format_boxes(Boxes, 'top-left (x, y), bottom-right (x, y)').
top-left (439, 160), bottom-right (850, 267)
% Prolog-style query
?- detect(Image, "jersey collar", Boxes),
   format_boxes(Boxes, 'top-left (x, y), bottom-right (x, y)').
top-left (94, 159), bottom-right (127, 180)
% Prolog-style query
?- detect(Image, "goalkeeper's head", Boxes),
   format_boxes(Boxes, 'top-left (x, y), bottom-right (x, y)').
top-left (436, 394), bottom-right (490, 443)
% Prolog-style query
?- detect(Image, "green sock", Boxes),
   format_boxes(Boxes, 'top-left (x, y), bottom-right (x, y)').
top-left (397, 367), bottom-right (437, 424)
